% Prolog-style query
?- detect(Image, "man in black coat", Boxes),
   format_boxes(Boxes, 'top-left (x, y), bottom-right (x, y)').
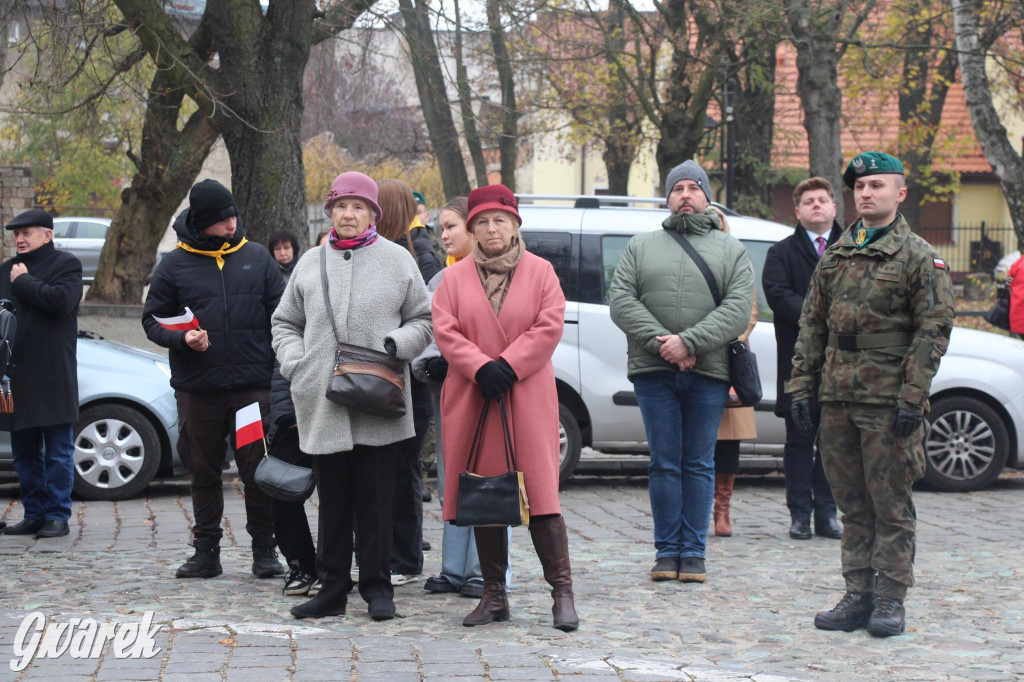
top-left (143, 180), bottom-right (286, 579)
top-left (762, 177), bottom-right (843, 541)
top-left (0, 209), bottom-right (83, 539)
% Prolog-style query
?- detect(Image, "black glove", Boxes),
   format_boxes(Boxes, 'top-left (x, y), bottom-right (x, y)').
top-left (791, 398), bottom-right (815, 436)
top-left (425, 356), bottom-right (449, 383)
top-left (475, 360), bottom-right (515, 400)
top-left (384, 338), bottom-right (398, 357)
top-left (890, 406), bottom-right (924, 439)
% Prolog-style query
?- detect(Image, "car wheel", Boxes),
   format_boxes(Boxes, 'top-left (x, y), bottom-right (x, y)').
top-left (558, 403), bottom-right (582, 486)
top-left (924, 396), bottom-right (1009, 492)
top-left (72, 404), bottom-right (162, 501)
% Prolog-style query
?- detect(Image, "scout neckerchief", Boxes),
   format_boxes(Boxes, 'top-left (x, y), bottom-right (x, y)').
top-left (176, 238), bottom-right (248, 270)
top-left (853, 214), bottom-right (899, 249)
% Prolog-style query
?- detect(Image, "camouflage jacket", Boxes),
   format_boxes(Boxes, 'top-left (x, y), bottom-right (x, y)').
top-left (786, 214), bottom-right (954, 412)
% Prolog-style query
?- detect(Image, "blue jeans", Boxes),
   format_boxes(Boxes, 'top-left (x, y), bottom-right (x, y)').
top-left (633, 371), bottom-right (729, 560)
top-left (10, 424), bottom-right (75, 523)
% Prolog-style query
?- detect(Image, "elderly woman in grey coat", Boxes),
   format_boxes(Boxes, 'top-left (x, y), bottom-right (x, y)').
top-left (272, 171), bottom-right (432, 622)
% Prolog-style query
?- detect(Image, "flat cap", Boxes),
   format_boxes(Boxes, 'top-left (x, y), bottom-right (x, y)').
top-left (843, 151), bottom-right (904, 189)
top-left (4, 208), bottom-right (54, 231)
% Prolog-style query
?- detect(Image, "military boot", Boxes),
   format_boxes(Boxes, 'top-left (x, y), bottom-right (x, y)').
top-left (176, 537), bottom-right (222, 579)
top-left (867, 596), bottom-right (906, 637)
top-left (252, 537), bottom-right (285, 578)
top-left (813, 592), bottom-right (874, 631)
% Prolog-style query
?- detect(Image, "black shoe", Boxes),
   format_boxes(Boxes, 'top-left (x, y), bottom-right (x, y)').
top-left (36, 521), bottom-right (70, 538)
top-left (176, 538), bottom-right (222, 578)
top-left (290, 595), bottom-right (346, 619)
top-left (677, 556), bottom-right (706, 583)
top-left (0, 519), bottom-right (5, 530)
top-left (815, 515), bottom-right (843, 540)
top-left (867, 596), bottom-right (906, 637)
top-left (368, 596), bottom-right (396, 621)
top-left (422, 540), bottom-right (431, 551)
top-left (424, 576), bottom-right (459, 594)
top-left (460, 581), bottom-right (484, 598)
top-left (3, 518), bottom-right (44, 535)
top-left (252, 541), bottom-right (285, 578)
top-left (814, 592), bottom-right (874, 631)
top-left (789, 516), bottom-right (812, 540)
top-left (650, 556), bottom-right (679, 581)
top-left (421, 488), bottom-right (432, 503)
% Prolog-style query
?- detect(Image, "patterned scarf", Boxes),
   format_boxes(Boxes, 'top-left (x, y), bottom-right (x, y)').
top-left (328, 226), bottom-right (378, 250)
top-left (473, 234), bottom-right (525, 316)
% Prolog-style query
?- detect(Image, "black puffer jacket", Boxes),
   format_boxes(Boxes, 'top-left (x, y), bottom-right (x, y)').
top-left (408, 226), bottom-right (442, 284)
top-left (142, 211), bottom-right (285, 392)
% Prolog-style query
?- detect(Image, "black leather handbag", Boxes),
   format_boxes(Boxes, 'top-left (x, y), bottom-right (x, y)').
top-left (985, 283), bottom-right (1011, 331)
top-left (255, 453), bottom-right (315, 502)
top-left (454, 397), bottom-right (530, 528)
top-left (319, 248), bottom-right (406, 418)
top-left (665, 229), bottom-right (763, 407)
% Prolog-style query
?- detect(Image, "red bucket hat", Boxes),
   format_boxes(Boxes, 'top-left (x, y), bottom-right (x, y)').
top-left (466, 184), bottom-right (521, 227)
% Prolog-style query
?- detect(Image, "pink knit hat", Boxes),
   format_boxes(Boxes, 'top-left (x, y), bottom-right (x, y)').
top-left (323, 172), bottom-right (383, 223)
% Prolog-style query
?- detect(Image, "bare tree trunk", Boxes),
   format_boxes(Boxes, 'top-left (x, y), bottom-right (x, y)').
top-left (732, 45), bottom-right (777, 218)
top-left (87, 71), bottom-right (219, 304)
top-left (486, 0), bottom-right (517, 191)
top-left (602, 0), bottom-right (636, 197)
top-left (0, 0), bottom-right (11, 93)
top-left (398, 0), bottom-right (471, 198)
top-left (454, 0), bottom-right (487, 189)
top-left (952, 0), bottom-right (1024, 247)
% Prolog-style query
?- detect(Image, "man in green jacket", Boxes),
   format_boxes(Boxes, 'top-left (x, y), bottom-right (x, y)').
top-left (788, 152), bottom-right (955, 637)
top-left (609, 160), bottom-right (753, 584)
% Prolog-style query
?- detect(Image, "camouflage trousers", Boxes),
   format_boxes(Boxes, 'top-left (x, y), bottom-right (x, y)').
top-left (818, 402), bottom-right (926, 600)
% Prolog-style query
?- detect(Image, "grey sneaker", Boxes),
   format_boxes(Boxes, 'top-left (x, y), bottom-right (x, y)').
top-left (650, 557), bottom-right (679, 581)
top-left (677, 556), bottom-right (706, 583)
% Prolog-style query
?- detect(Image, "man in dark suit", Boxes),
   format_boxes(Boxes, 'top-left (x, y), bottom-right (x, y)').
top-left (762, 178), bottom-right (843, 540)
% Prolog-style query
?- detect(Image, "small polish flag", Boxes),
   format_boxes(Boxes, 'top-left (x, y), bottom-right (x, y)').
top-left (151, 307), bottom-right (201, 331)
top-left (235, 402), bottom-right (265, 449)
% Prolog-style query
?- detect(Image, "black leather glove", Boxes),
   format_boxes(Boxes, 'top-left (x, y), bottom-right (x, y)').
top-left (890, 406), bottom-right (924, 439)
top-left (791, 398), bottom-right (815, 436)
top-left (476, 360), bottom-right (515, 400)
top-left (425, 356), bottom-right (449, 383)
top-left (384, 338), bottom-right (398, 357)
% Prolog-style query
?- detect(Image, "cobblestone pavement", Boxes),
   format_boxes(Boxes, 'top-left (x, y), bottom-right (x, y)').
top-left (1, 470), bottom-right (1022, 681)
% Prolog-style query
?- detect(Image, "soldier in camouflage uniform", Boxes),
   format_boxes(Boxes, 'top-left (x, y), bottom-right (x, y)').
top-left (787, 151), bottom-right (955, 637)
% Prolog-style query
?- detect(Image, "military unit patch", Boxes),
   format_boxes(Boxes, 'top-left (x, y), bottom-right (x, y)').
top-left (855, 227), bottom-right (868, 246)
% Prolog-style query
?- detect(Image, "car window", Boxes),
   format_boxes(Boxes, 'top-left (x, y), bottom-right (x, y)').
top-left (51, 221), bottom-right (72, 239)
top-left (521, 231), bottom-right (576, 302)
top-left (75, 221), bottom-right (109, 239)
top-left (601, 235), bottom-right (632, 303)
top-left (739, 240), bottom-right (773, 322)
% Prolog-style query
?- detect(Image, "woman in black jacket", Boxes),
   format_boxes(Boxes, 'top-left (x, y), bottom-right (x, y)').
top-left (376, 179), bottom-right (441, 584)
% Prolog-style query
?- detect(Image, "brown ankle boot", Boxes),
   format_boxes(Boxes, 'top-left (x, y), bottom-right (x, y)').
top-left (529, 515), bottom-right (579, 632)
top-left (463, 527), bottom-right (509, 626)
top-left (714, 473), bottom-right (735, 537)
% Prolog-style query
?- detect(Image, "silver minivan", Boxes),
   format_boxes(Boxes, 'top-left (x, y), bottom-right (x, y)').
top-left (517, 198), bottom-right (1024, 492)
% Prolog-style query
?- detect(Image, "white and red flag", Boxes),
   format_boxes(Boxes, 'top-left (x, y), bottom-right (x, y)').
top-left (151, 307), bottom-right (201, 332)
top-left (235, 402), bottom-right (265, 448)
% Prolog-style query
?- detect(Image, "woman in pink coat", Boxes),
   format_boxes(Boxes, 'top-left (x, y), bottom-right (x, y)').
top-left (432, 184), bottom-right (578, 632)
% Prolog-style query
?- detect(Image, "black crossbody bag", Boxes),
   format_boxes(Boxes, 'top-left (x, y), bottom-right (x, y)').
top-left (665, 230), bottom-right (763, 407)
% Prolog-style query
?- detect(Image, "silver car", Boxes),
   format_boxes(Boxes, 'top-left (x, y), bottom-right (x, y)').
top-left (0, 333), bottom-right (180, 500)
top-left (52, 217), bottom-right (111, 283)
top-left (517, 199), bottom-right (1024, 492)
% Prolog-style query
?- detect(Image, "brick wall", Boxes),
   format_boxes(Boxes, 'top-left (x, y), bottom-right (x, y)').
top-left (0, 166), bottom-right (34, 257)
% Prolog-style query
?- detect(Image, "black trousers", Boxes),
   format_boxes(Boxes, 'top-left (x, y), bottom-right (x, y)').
top-left (390, 377), bottom-right (431, 575)
top-left (714, 440), bottom-right (740, 474)
top-left (268, 427), bottom-right (317, 575)
top-left (175, 389), bottom-right (274, 542)
top-left (782, 412), bottom-right (837, 519)
top-left (314, 444), bottom-right (396, 605)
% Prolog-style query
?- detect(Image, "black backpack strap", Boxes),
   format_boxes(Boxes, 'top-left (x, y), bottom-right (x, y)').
top-left (664, 229), bottom-right (721, 306)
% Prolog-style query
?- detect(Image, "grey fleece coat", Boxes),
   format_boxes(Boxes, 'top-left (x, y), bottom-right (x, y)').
top-left (609, 210), bottom-right (754, 382)
top-left (271, 240), bottom-right (433, 455)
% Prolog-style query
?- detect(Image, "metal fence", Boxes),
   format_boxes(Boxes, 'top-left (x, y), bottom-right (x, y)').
top-left (917, 223), bottom-right (1018, 281)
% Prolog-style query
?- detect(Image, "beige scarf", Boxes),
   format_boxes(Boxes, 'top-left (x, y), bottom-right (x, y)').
top-left (474, 234), bottom-right (525, 316)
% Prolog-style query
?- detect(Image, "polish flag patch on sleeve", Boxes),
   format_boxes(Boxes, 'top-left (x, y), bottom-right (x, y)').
top-left (933, 257), bottom-right (947, 269)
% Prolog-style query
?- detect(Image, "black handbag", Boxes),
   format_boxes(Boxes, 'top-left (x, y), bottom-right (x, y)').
top-left (454, 397), bottom-right (530, 528)
top-left (319, 247), bottom-right (406, 418)
top-left (985, 283), bottom-right (1011, 331)
top-left (665, 229), bottom-right (763, 407)
top-left (255, 454), bottom-right (315, 502)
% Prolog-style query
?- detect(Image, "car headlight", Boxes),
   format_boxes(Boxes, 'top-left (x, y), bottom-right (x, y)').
top-left (155, 359), bottom-right (172, 378)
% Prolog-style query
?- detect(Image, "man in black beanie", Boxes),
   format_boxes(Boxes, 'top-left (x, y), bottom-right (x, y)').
top-left (0, 209), bottom-right (83, 539)
top-left (143, 180), bottom-right (287, 579)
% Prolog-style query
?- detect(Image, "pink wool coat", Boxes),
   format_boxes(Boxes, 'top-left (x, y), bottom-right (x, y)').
top-left (433, 251), bottom-right (566, 521)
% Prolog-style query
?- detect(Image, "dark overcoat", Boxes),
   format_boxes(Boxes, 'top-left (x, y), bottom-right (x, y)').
top-left (761, 221), bottom-right (841, 415)
top-left (0, 241), bottom-right (83, 431)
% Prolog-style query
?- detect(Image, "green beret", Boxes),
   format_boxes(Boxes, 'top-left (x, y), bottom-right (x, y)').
top-left (411, 190), bottom-right (426, 205)
top-left (843, 151), bottom-right (904, 189)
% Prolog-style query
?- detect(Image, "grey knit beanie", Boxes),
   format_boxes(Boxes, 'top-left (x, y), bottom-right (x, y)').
top-left (665, 160), bottom-right (711, 204)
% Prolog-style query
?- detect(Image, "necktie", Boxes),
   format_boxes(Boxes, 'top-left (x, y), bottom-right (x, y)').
top-left (815, 236), bottom-right (827, 257)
